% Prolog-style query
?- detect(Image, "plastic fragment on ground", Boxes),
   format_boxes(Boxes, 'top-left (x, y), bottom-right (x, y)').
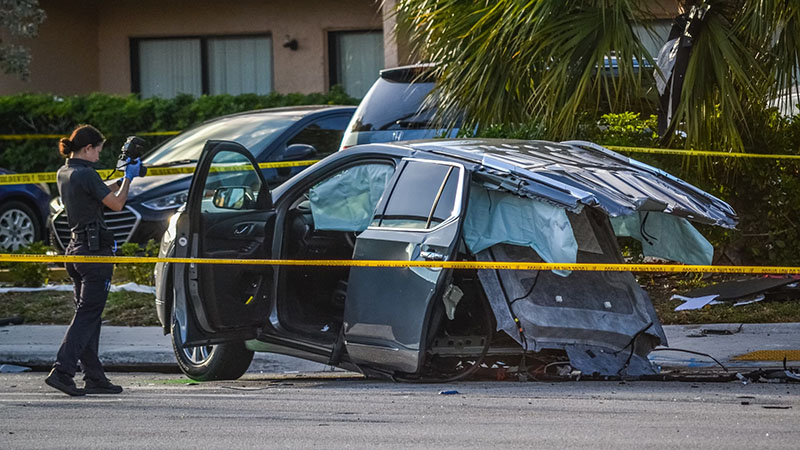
top-left (682, 277), bottom-right (797, 301)
top-left (733, 294), bottom-right (765, 307)
top-left (0, 364), bottom-right (31, 373)
top-left (671, 294), bottom-right (720, 311)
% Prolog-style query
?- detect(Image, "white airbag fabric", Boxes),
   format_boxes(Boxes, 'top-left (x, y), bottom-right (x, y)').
top-left (463, 185), bottom-right (577, 276)
top-left (309, 164), bottom-right (394, 232)
top-left (610, 211), bottom-right (713, 265)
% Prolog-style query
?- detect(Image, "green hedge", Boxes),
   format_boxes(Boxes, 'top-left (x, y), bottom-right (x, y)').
top-left (0, 87), bottom-right (358, 173)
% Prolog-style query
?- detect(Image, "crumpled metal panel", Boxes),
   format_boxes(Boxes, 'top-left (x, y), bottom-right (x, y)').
top-left (475, 205), bottom-right (668, 378)
top-left (407, 139), bottom-right (738, 228)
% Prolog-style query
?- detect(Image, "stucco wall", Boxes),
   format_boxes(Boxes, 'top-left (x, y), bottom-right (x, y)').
top-left (98, 0), bottom-right (382, 95)
top-left (1, 0), bottom-right (382, 96)
top-left (0, 0), bottom-right (99, 95)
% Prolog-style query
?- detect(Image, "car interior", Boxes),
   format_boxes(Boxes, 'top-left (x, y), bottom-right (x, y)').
top-left (275, 162), bottom-right (396, 342)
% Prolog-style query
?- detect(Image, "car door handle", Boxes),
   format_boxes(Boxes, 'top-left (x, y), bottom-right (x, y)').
top-left (234, 223), bottom-right (254, 236)
top-left (420, 250), bottom-right (446, 261)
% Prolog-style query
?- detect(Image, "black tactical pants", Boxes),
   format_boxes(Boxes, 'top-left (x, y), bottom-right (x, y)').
top-left (53, 240), bottom-right (114, 380)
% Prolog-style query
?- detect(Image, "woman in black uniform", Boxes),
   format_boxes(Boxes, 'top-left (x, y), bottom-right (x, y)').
top-left (45, 125), bottom-right (142, 396)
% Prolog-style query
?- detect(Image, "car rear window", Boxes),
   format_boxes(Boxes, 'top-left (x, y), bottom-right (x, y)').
top-left (349, 78), bottom-right (437, 133)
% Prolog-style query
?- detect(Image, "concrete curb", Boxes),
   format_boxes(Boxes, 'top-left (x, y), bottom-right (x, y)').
top-left (1, 323), bottom-right (798, 373)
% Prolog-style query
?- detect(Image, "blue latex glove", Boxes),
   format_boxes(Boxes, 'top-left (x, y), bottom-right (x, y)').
top-left (124, 158), bottom-right (142, 180)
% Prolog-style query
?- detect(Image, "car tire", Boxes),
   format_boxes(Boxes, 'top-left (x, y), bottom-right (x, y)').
top-left (0, 200), bottom-right (41, 251)
top-left (170, 317), bottom-right (254, 381)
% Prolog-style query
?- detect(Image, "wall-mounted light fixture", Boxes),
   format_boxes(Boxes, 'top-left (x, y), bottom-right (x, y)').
top-left (283, 35), bottom-right (298, 51)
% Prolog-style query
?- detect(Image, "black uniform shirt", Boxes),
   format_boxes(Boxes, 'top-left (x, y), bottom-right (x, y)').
top-left (57, 158), bottom-right (111, 232)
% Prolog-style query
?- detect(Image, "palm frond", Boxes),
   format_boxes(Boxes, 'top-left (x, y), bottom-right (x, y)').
top-left (396, 0), bottom-right (655, 138)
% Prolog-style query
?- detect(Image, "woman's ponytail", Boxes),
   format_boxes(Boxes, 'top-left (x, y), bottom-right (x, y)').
top-left (58, 138), bottom-right (74, 157)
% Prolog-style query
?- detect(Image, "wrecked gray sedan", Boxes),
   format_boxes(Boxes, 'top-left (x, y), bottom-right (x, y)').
top-left (153, 138), bottom-right (737, 381)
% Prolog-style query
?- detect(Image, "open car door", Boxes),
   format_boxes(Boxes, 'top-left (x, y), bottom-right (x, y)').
top-left (174, 140), bottom-right (275, 346)
top-left (344, 159), bottom-right (467, 374)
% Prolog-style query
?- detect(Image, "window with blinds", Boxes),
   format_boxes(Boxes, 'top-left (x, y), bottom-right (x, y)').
top-left (328, 30), bottom-right (384, 99)
top-left (132, 35), bottom-right (273, 98)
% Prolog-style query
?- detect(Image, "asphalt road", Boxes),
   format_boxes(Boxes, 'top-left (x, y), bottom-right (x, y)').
top-left (0, 373), bottom-right (798, 449)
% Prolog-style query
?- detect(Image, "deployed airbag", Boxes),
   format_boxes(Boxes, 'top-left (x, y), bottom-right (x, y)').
top-left (464, 184), bottom-right (577, 276)
top-left (309, 164), bottom-right (394, 232)
top-left (610, 211), bottom-right (713, 265)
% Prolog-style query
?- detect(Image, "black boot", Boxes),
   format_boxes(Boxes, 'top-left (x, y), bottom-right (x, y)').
top-left (84, 377), bottom-right (123, 394)
top-left (45, 369), bottom-right (85, 396)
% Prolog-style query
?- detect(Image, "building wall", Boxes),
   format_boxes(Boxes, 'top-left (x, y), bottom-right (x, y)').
top-left (1, 0), bottom-right (382, 96)
top-left (97, 0), bottom-right (383, 95)
top-left (0, 0), bottom-right (100, 95)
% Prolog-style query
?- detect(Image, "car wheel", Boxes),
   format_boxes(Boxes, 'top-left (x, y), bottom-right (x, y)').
top-left (0, 201), bottom-right (41, 251)
top-left (170, 316), bottom-right (254, 381)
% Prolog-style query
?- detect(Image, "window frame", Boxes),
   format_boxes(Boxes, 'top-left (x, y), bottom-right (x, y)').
top-left (327, 29), bottom-right (383, 95)
top-left (130, 33), bottom-right (274, 96)
top-left (370, 158), bottom-right (465, 233)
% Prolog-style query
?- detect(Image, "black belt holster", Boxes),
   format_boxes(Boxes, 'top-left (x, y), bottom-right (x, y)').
top-left (85, 223), bottom-right (101, 251)
top-left (71, 223), bottom-right (102, 251)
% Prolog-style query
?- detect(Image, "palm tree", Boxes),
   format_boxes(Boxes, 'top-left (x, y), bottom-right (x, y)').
top-left (394, 0), bottom-right (800, 151)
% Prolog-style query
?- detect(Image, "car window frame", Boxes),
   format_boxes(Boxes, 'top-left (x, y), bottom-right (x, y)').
top-left (369, 158), bottom-right (465, 233)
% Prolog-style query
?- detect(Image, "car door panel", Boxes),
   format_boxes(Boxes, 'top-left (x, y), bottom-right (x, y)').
top-left (178, 140), bottom-right (274, 346)
top-left (344, 159), bottom-right (467, 374)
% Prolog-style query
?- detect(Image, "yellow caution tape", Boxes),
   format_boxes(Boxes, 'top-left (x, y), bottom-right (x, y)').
top-left (607, 145), bottom-right (800, 160)
top-left (135, 131), bottom-right (181, 137)
top-left (0, 131), bottom-right (181, 140)
top-left (0, 253), bottom-right (798, 274)
top-left (0, 160), bottom-right (319, 186)
top-left (0, 134), bottom-right (66, 140)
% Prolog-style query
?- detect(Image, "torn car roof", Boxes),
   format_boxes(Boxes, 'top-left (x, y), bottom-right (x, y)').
top-left (404, 139), bottom-right (738, 228)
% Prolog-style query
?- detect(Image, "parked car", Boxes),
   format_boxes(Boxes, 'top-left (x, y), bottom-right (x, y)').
top-left (0, 168), bottom-right (50, 251)
top-left (48, 105), bottom-right (355, 251)
top-left (339, 64), bottom-right (458, 150)
top-left (154, 138), bottom-right (736, 381)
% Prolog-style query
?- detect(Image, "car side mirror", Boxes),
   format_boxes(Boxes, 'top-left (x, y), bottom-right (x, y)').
top-left (282, 143), bottom-right (317, 161)
top-left (212, 186), bottom-right (256, 210)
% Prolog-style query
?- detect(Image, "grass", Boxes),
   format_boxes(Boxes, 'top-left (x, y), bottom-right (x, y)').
top-left (654, 297), bottom-right (800, 324)
top-left (1, 273), bottom-right (798, 326)
top-left (0, 290), bottom-right (159, 326)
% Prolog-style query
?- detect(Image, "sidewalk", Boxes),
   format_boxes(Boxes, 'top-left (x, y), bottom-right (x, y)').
top-left (0, 324), bottom-right (331, 373)
top-left (1, 323), bottom-right (798, 373)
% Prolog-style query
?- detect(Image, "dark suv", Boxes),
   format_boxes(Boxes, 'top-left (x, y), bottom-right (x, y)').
top-left (339, 64), bottom-right (458, 150)
top-left (48, 105), bottom-right (355, 251)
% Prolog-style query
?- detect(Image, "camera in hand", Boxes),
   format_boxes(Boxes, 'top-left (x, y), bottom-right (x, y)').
top-left (119, 136), bottom-right (148, 177)
top-left (121, 136), bottom-right (148, 160)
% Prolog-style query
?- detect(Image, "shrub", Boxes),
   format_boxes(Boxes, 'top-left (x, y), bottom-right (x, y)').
top-left (0, 87), bottom-right (358, 173)
top-left (116, 239), bottom-right (159, 286)
top-left (7, 241), bottom-right (51, 287)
